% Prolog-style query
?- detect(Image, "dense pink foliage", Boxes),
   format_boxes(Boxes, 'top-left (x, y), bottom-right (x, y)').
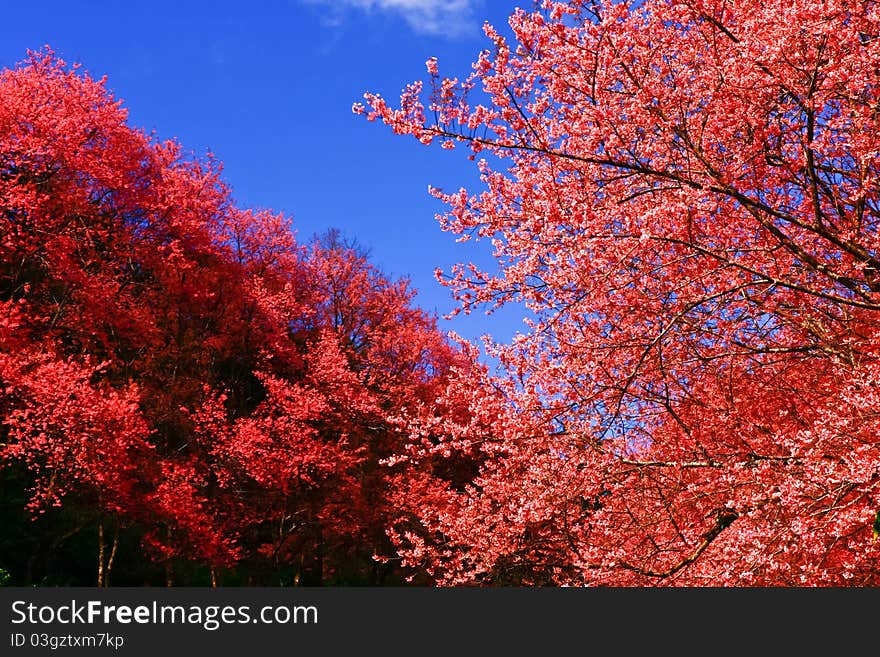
top-left (359, 0), bottom-right (880, 585)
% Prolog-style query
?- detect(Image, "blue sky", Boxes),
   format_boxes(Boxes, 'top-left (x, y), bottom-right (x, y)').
top-left (0, 0), bottom-right (528, 349)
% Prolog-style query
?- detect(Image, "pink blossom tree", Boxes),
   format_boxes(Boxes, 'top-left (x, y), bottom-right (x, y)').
top-left (359, 0), bottom-right (880, 585)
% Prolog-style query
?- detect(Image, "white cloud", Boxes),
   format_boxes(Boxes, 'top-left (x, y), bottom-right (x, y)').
top-left (305, 0), bottom-right (481, 37)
